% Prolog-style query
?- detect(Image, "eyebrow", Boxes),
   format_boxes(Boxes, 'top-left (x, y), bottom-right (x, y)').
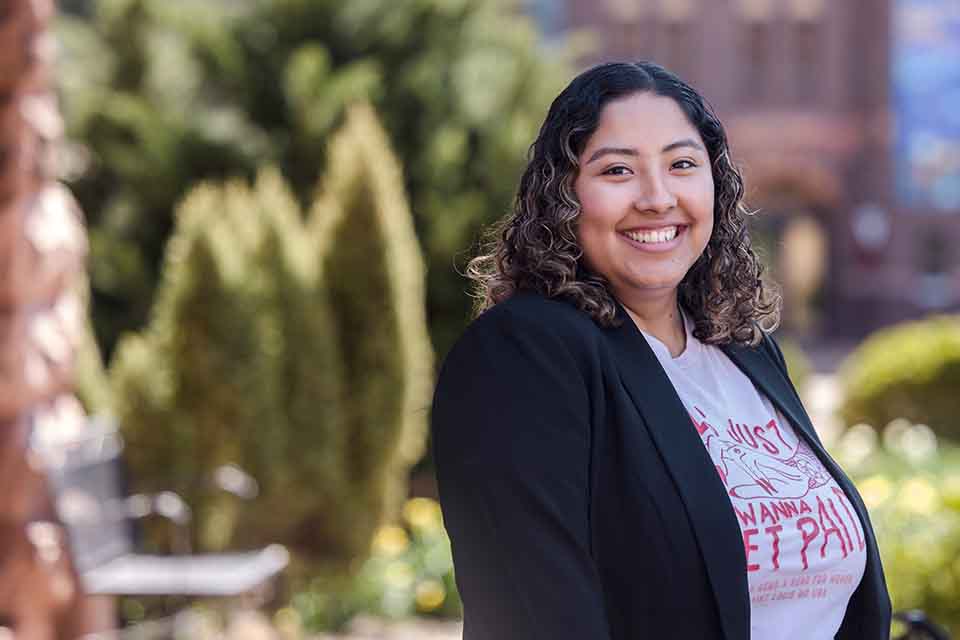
top-left (585, 138), bottom-right (706, 165)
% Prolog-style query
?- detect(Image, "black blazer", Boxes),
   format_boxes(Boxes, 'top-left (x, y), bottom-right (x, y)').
top-left (432, 290), bottom-right (891, 640)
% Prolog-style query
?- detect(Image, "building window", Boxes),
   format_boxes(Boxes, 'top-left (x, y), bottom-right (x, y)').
top-left (917, 227), bottom-right (951, 275)
top-left (743, 21), bottom-right (771, 101)
top-left (788, 0), bottom-right (826, 21)
top-left (661, 20), bottom-right (693, 78)
top-left (604, 0), bottom-right (649, 23)
top-left (657, 0), bottom-right (697, 79)
top-left (604, 0), bottom-right (649, 58)
top-left (914, 227), bottom-right (954, 309)
top-left (737, 0), bottom-right (776, 22)
top-left (737, 0), bottom-right (776, 103)
top-left (658, 0), bottom-right (696, 22)
top-left (794, 20), bottom-right (821, 104)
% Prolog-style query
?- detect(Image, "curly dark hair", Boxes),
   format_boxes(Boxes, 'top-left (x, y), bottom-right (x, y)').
top-left (466, 60), bottom-right (781, 346)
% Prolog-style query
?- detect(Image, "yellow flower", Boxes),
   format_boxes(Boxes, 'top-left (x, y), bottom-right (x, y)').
top-left (372, 525), bottom-right (410, 556)
top-left (415, 578), bottom-right (446, 611)
top-left (897, 477), bottom-right (940, 515)
top-left (858, 475), bottom-right (893, 509)
top-left (403, 497), bottom-right (443, 532)
top-left (273, 607), bottom-right (302, 640)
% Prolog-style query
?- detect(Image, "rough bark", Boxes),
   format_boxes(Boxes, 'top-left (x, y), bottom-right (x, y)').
top-left (0, 0), bottom-right (97, 637)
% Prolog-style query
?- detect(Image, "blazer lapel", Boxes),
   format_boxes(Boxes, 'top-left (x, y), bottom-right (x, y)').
top-left (720, 340), bottom-right (869, 523)
top-left (721, 339), bottom-right (889, 633)
top-left (605, 302), bottom-right (750, 640)
top-left (720, 342), bottom-right (821, 449)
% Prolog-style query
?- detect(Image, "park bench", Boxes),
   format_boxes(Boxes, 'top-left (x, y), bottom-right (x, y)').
top-left (894, 610), bottom-right (951, 640)
top-left (41, 416), bottom-right (289, 629)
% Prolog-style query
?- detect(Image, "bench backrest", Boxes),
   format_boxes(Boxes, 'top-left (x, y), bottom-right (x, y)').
top-left (44, 420), bottom-right (135, 572)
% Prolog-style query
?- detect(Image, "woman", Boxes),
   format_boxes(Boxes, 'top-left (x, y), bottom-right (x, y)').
top-left (431, 61), bottom-right (891, 640)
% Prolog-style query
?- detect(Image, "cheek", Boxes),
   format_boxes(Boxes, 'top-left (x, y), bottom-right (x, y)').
top-left (697, 176), bottom-right (716, 219)
top-left (691, 179), bottom-right (716, 230)
top-left (578, 183), bottom-right (626, 229)
top-left (572, 203), bottom-right (610, 272)
top-left (575, 216), bottom-right (603, 269)
top-left (574, 184), bottom-right (608, 234)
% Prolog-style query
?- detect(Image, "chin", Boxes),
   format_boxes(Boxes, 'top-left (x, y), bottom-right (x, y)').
top-left (620, 277), bottom-right (684, 294)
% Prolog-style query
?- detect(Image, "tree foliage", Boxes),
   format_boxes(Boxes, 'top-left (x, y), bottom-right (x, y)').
top-left (57, 0), bottom-right (574, 361)
top-left (106, 103), bottom-right (433, 571)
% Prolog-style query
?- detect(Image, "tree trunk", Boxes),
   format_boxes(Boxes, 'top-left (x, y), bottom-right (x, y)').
top-left (0, 0), bottom-right (98, 637)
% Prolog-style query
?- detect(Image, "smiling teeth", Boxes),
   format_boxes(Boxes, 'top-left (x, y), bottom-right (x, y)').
top-left (623, 226), bottom-right (678, 244)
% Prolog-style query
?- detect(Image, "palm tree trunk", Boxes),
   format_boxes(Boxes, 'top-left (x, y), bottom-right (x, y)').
top-left (0, 0), bottom-right (94, 637)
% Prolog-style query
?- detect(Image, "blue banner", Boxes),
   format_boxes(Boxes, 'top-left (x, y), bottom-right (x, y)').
top-left (893, 0), bottom-right (960, 212)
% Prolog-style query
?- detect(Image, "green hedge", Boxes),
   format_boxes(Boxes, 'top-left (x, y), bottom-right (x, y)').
top-left (838, 315), bottom-right (960, 440)
top-left (831, 421), bottom-right (960, 637)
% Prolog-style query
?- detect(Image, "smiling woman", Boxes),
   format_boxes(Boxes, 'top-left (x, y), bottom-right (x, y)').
top-left (466, 62), bottom-right (779, 352)
top-left (434, 62), bottom-right (892, 640)
top-left (573, 92), bottom-right (715, 354)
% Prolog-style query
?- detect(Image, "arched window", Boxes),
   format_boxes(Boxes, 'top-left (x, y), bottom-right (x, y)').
top-left (789, 0), bottom-right (825, 104)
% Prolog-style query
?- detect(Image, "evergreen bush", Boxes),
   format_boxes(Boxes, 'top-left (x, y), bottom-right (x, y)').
top-left (837, 316), bottom-right (960, 441)
top-left (57, 0), bottom-right (576, 361)
top-left (105, 103), bottom-right (433, 573)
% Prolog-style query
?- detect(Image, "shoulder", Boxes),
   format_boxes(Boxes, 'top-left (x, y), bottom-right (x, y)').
top-left (433, 292), bottom-right (597, 464)
top-left (452, 290), bottom-right (601, 361)
top-left (757, 328), bottom-right (789, 376)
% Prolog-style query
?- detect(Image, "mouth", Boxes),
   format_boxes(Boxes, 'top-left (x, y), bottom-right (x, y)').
top-left (618, 225), bottom-right (688, 252)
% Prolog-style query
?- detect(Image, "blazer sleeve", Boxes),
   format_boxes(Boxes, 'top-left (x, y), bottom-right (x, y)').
top-left (431, 307), bottom-right (613, 640)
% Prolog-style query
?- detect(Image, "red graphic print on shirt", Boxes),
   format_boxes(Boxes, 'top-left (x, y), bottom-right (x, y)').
top-left (688, 404), bottom-right (866, 607)
top-left (691, 406), bottom-right (831, 500)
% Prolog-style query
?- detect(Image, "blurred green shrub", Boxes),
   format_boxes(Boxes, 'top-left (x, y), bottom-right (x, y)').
top-left (837, 315), bottom-right (960, 440)
top-left (57, 0), bottom-right (577, 362)
top-left (288, 497), bottom-right (461, 632)
top-left (99, 103), bottom-right (433, 573)
top-left (831, 420), bottom-right (960, 638)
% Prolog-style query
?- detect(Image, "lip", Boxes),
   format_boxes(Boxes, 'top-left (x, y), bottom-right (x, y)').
top-left (617, 225), bottom-right (687, 253)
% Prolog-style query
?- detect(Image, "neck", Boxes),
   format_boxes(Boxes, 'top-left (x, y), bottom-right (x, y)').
top-left (618, 290), bottom-right (687, 358)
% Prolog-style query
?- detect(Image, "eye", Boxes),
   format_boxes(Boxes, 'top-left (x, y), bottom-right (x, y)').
top-left (602, 165), bottom-right (632, 176)
top-left (672, 159), bottom-right (697, 170)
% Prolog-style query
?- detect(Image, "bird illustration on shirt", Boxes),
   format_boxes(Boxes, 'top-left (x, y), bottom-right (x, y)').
top-left (721, 439), bottom-right (830, 500)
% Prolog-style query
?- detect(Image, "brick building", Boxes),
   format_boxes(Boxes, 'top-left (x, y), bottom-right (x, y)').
top-left (526, 0), bottom-right (960, 342)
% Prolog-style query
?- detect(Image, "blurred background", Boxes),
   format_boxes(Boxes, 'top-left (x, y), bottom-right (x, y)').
top-left (0, 0), bottom-right (958, 638)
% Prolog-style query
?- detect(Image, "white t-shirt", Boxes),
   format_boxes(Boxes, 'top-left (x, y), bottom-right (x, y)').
top-left (639, 310), bottom-right (866, 640)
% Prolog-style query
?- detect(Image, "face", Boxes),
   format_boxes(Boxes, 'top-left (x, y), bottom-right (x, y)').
top-left (572, 92), bottom-right (715, 304)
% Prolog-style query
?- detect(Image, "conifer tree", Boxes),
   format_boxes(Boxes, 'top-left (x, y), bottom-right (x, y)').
top-left (108, 103), bottom-right (433, 574)
top-left (311, 102), bottom-right (434, 550)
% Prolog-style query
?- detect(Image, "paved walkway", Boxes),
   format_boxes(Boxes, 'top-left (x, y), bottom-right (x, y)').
top-left (220, 612), bottom-right (462, 640)
top-left (312, 616), bottom-right (462, 640)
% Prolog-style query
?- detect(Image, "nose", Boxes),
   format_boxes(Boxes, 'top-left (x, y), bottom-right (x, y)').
top-left (633, 173), bottom-right (677, 214)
